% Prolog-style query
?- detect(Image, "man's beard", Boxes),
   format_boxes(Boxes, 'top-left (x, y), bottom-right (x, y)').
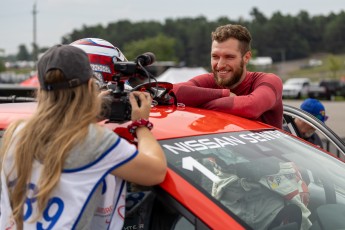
top-left (213, 60), bottom-right (244, 88)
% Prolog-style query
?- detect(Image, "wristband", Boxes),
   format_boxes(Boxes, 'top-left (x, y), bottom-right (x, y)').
top-left (127, 119), bottom-right (153, 138)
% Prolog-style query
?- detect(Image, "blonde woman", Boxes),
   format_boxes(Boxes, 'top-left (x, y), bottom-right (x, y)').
top-left (0, 44), bottom-right (167, 229)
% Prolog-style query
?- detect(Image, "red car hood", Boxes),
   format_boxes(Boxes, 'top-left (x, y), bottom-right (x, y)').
top-left (0, 102), bottom-right (272, 140)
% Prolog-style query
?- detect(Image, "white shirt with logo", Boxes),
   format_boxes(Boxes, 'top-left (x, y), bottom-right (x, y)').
top-left (0, 124), bottom-right (137, 230)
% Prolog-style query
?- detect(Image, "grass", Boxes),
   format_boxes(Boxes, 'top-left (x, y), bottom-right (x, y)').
top-left (286, 53), bottom-right (345, 81)
top-left (4, 67), bottom-right (34, 74)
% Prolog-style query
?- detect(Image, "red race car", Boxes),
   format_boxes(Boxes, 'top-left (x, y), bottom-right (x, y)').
top-left (1, 82), bottom-right (345, 230)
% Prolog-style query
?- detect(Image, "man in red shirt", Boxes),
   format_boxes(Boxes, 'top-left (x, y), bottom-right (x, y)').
top-left (173, 24), bottom-right (283, 129)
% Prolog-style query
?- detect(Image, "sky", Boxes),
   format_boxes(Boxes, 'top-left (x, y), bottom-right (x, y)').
top-left (1, 0), bottom-right (344, 56)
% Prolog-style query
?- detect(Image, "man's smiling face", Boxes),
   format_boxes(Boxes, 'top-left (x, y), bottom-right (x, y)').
top-left (211, 38), bottom-right (250, 89)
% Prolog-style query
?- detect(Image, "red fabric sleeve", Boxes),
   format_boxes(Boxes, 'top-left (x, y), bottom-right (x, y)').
top-left (202, 74), bottom-right (282, 119)
top-left (173, 73), bottom-right (230, 106)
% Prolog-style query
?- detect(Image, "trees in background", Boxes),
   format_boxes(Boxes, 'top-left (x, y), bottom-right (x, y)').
top-left (324, 12), bottom-right (345, 54)
top-left (8, 8), bottom-right (345, 69)
top-left (327, 55), bottom-right (343, 78)
top-left (123, 34), bottom-right (178, 62)
top-left (16, 45), bottom-right (30, 61)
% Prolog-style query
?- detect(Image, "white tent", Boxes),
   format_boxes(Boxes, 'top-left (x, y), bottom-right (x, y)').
top-left (249, 57), bottom-right (273, 67)
top-left (157, 67), bottom-right (208, 83)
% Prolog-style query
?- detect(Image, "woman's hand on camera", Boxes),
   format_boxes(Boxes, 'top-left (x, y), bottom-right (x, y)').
top-left (129, 91), bottom-right (152, 121)
top-left (98, 89), bottom-right (111, 98)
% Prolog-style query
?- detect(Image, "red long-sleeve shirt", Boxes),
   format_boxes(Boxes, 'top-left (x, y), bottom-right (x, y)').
top-left (173, 71), bottom-right (283, 129)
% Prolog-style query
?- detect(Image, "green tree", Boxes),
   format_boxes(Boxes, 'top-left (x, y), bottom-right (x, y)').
top-left (39, 47), bottom-right (49, 53)
top-left (324, 11), bottom-right (345, 53)
top-left (32, 42), bottom-right (39, 62)
top-left (0, 59), bottom-right (5, 72)
top-left (163, 16), bottom-right (215, 67)
top-left (248, 8), bottom-right (269, 57)
top-left (123, 34), bottom-right (178, 62)
top-left (250, 7), bottom-right (268, 24)
top-left (0, 48), bottom-right (5, 72)
top-left (59, 10), bottom-right (345, 67)
top-left (16, 44), bottom-right (30, 61)
top-left (327, 55), bottom-right (342, 78)
top-left (295, 11), bottom-right (322, 51)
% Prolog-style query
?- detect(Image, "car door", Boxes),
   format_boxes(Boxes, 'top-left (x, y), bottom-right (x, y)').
top-left (123, 187), bottom-right (212, 230)
top-left (283, 104), bottom-right (345, 159)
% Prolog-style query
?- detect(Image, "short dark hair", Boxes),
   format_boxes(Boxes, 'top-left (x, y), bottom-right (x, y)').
top-left (211, 24), bottom-right (252, 56)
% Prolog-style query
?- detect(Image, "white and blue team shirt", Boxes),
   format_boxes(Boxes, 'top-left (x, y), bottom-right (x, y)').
top-left (0, 124), bottom-right (138, 230)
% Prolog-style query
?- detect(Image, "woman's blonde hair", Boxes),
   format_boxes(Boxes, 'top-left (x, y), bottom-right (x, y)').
top-left (0, 69), bottom-right (101, 228)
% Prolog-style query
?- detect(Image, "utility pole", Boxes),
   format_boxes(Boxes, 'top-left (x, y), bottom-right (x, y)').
top-left (32, 1), bottom-right (38, 65)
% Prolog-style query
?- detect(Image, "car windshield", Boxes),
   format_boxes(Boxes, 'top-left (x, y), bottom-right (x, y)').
top-left (160, 129), bottom-right (345, 230)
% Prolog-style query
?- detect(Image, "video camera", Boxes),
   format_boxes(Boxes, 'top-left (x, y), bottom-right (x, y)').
top-left (103, 52), bottom-right (156, 122)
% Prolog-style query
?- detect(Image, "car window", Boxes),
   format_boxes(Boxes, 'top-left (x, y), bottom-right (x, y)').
top-left (303, 82), bottom-right (309, 87)
top-left (173, 216), bottom-right (194, 230)
top-left (283, 111), bottom-right (345, 159)
top-left (160, 129), bottom-right (345, 230)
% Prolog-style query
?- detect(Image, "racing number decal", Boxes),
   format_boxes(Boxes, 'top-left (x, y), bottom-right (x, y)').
top-left (24, 183), bottom-right (64, 229)
top-left (182, 156), bottom-right (220, 183)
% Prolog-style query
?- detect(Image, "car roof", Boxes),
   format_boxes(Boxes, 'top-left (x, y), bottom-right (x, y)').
top-left (0, 102), bottom-right (37, 128)
top-left (96, 105), bottom-right (272, 140)
top-left (0, 103), bottom-right (273, 140)
top-left (154, 106), bottom-right (273, 139)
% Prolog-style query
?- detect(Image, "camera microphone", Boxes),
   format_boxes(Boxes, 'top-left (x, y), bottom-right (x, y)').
top-left (135, 52), bottom-right (156, 66)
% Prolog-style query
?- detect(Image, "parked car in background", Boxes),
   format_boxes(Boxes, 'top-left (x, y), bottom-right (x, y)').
top-left (341, 81), bottom-right (345, 97)
top-left (306, 82), bottom-right (327, 100)
top-left (321, 79), bottom-right (345, 98)
top-left (282, 78), bottom-right (310, 99)
top-left (308, 79), bottom-right (345, 100)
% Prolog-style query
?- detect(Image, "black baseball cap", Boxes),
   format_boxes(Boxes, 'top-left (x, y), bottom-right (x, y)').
top-left (37, 44), bottom-right (93, 91)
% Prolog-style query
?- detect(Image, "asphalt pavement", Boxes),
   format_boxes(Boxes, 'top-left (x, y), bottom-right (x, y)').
top-left (283, 99), bottom-right (345, 138)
